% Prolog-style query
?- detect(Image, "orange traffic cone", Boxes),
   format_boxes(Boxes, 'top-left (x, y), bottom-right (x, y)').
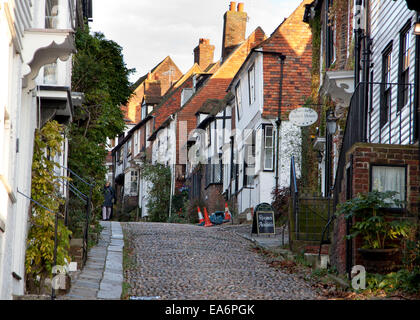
top-left (197, 207), bottom-right (204, 225)
top-left (224, 203), bottom-right (232, 221)
top-left (203, 207), bottom-right (213, 227)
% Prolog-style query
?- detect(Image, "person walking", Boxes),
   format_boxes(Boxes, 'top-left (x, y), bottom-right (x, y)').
top-left (102, 181), bottom-right (115, 221)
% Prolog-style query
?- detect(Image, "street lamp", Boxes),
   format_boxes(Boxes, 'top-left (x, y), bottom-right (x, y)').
top-left (326, 110), bottom-right (338, 135)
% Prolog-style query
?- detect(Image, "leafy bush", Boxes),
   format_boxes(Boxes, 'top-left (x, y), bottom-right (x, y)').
top-left (140, 162), bottom-right (171, 222)
top-left (186, 197), bottom-right (207, 224)
top-left (366, 268), bottom-right (420, 294)
top-left (25, 121), bottom-right (72, 294)
top-left (336, 191), bottom-right (411, 249)
top-left (271, 186), bottom-right (290, 227)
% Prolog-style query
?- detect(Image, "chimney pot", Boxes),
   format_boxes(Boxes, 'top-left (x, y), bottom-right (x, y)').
top-left (199, 38), bottom-right (210, 44)
top-left (222, 1), bottom-right (247, 59)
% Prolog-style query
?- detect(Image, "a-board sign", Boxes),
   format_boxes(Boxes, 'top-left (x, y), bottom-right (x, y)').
top-left (252, 203), bottom-right (275, 235)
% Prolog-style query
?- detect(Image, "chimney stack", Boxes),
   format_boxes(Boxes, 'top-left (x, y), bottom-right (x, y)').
top-left (222, 2), bottom-right (247, 60)
top-left (194, 38), bottom-right (215, 70)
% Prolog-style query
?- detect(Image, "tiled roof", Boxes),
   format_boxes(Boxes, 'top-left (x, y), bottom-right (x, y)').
top-left (177, 26), bottom-right (266, 134)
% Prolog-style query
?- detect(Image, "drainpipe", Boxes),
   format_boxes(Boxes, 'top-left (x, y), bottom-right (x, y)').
top-left (361, 1), bottom-right (371, 143)
top-left (252, 49), bottom-right (285, 191)
top-left (275, 55), bottom-right (286, 192)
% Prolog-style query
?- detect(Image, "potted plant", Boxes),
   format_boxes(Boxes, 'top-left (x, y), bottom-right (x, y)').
top-left (336, 191), bottom-right (411, 273)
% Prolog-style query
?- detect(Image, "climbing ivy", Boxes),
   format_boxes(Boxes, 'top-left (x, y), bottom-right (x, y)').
top-left (299, 10), bottom-right (323, 194)
top-left (25, 120), bottom-right (72, 293)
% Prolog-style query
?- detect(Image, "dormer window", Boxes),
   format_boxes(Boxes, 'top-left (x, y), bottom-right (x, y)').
top-left (45, 0), bottom-right (59, 29)
top-left (141, 101), bottom-right (147, 120)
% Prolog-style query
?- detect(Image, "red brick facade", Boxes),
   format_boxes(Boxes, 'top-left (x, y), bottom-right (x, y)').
top-left (260, 0), bottom-right (313, 119)
top-left (331, 143), bottom-right (420, 274)
top-left (176, 27), bottom-right (265, 165)
top-left (222, 2), bottom-right (247, 60)
top-left (123, 56), bottom-right (182, 124)
top-left (194, 39), bottom-right (215, 71)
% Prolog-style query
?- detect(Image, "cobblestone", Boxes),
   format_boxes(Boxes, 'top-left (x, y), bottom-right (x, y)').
top-left (122, 222), bottom-right (319, 300)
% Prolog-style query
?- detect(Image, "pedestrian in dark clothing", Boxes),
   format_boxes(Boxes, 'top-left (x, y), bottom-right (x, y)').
top-left (102, 181), bottom-right (115, 221)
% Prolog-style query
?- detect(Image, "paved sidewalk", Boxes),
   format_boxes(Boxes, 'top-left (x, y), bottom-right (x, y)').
top-left (61, 221), bottom-right (123, 300)
top-left (219, 223), bottom-right (289, 250)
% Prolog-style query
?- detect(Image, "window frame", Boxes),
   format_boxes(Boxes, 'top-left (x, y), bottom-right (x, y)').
top-left (141, 100), bottom-right (147, 120)
top-left (206, 124), bottom-right (211, 147)
top-left (45, 0), bottom-right (59, 29)
top-left (43, 63), bottom-right (58, 85)
top-left (380, 43), bottom-right (393, 128)
top-left (127, 138), bottom-right (132, 157)
top-left (130, 170), bottom-right (139, 195)
top-left (235, 82), bottom-right (242, 121)
top-left (369, 164), bottom-right (407, 210)
top-left (248, 63), bottom-right (256, 105)
top-left (262, 124), bottom-right (275, 172)
top-left (397, 20), bottom-right (412, 112)
top-left (243, 130), bottom-right (256, 187)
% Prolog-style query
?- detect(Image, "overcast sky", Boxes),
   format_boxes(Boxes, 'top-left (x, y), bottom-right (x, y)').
top-left (90, 0), bottom-right (303, 84)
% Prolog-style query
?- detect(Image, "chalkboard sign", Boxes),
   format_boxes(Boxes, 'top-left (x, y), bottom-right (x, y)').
top-left (252, 203), bottom-right (275, 235)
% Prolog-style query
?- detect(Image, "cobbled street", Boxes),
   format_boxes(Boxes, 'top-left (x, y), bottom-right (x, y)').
top-left (122, 222), bottom-right (320, 300)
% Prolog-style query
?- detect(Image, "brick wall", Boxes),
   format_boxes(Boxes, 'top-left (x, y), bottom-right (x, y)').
top-left (123, 57), bottom-right (182, 123)
top-left (261, 0), bottom-right (313, 119)
top-left (201, 183), bottom-right (225, 214)
top-left (176, 27), bottom-right (265, 163)
top-left (222, 3), bottom-right (247, 59)
top-left (330, 142), bottom-right (420, 274)
top-left (194, 39), bottom-right (215, 71)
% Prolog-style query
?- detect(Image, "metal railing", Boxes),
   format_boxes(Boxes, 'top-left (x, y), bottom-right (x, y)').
top-left (58, 165), bottom-right (94, 268)
top-left (290, 156), bottom-right (299, 242)
top-left (290, 156), bottom-right (331, 249)
top-left (334, 81), bottom-right (415, 207)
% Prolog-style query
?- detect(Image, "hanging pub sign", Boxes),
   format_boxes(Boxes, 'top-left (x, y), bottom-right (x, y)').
top-left (288, 107), bottom-right (318, 127)
top-left (252, 203), bottom-right (275, 235)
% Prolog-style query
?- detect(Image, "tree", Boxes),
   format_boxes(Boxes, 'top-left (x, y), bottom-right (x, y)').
top-left (68, 26), bottom-right (134, 219)
top-left (140, 162), bottom-right (171, 222)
